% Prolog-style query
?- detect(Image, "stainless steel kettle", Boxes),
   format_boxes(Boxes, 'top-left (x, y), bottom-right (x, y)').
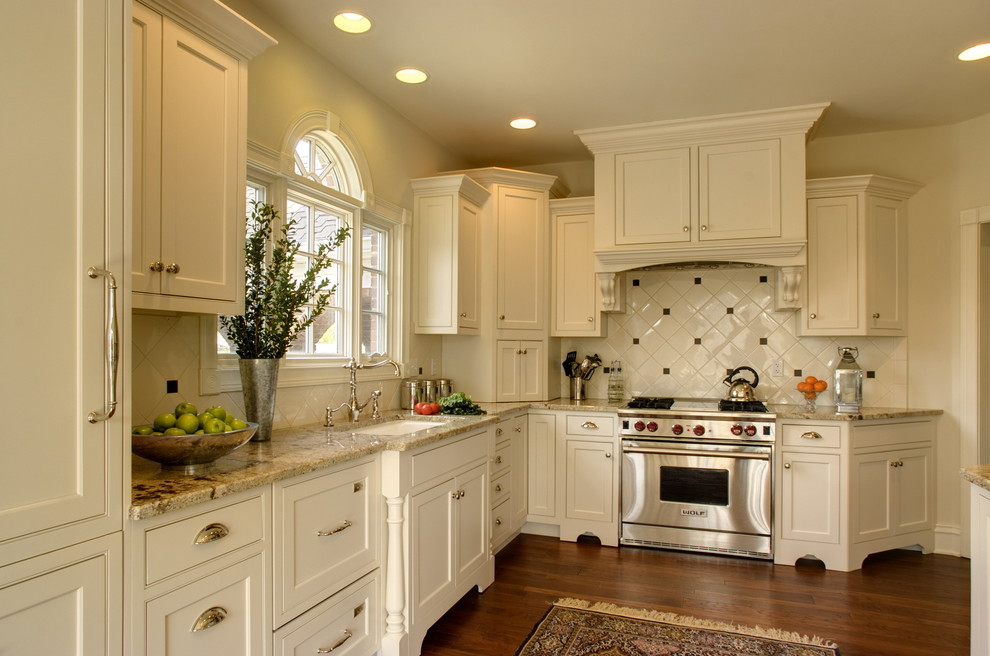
top-left (723, 366), bottom-right (760, 402)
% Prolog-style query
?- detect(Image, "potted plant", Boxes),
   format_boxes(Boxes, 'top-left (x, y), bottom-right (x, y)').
top-left (221, 200), bottom-right (349, 440)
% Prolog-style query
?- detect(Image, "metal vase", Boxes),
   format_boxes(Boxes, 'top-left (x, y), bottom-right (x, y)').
top-left (239, 358), bottom-right (280, 441)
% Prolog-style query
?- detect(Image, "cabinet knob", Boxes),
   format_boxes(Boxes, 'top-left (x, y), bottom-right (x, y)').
top-left (149, 261), bottom-right (164, 272)
top-left (605, 452), bottom-right (612, 458)
top-left (581, 421), bottom-right (598, 430)
top-left (783, 462), bottom-right (791, 469)
top-left (496, 428), bottom-right (503, 436)
top-left (191, 607), bottom-right (227, 632)
top-left (165, 263), bottom-right (180, 274)
top-left (495, 455), bottom-right (503, 464)
top-left (800, 431), bottom-right (823, 440)
top-left (495, 484), bottom-right (502, 492)
top-left (587, 317), bottom-right (594, 322)
top-left (316, 519), bottom-right (353, 537)
top-left (682, 226), bottom-right (690, 232)
top-left (890, 459), bottom-right (904, 468)
top-left (499, 314), bottom-right (505, 320)
top-left (873, 312), bottom-right (881, 319)
top-left (459, 312), bottom-right (467, 318)
top-left (515, 426), bottom-right (522, 432)
top-left (495, 517), bottom-right (503, 526)
top-left (809, 313), bottom-right (817, 319)
top-left (193, 522), bottom-right (229, 545)
top-left (700, 225), bottom-right (708, 231)
top-left (316, 629), bottom-right (354, 654)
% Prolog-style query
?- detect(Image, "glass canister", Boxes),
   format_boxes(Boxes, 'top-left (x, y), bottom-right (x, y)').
top-left (607, 360), bottom-right (625, 402)
top-left (834, 346), bottom-right (863, 413)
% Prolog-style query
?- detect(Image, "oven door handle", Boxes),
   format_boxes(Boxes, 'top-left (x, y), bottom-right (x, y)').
top-left (622, 446), bottom-right (770, 460)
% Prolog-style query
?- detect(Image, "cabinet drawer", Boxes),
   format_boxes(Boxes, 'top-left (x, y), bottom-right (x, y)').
top-left (565, 414), bottom-right (615, 437)
top-left (274, 571), bottom-right (380, 656)
top-left (144, 552), bottom-right (265, 656)
top-left (781, 424), bottom-right (841, 449)
top-left (493, 440), bottom-right (511, 476)
top-left (274, 459), bottom-right (379, 626)
top-left (495, 415), bottom-right (525, 445)
top-left (144, 493), bottom-right (265, 586)
top-left (491, 471), bottom-right (510, 506)
top-left (411, 429), bottom-right (489, 489)
top-left (491, 498), bottom-right (512, 547)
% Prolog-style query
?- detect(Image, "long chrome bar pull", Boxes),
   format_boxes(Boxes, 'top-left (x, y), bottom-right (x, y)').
top-left (87, 267), bottom-right (118, 423)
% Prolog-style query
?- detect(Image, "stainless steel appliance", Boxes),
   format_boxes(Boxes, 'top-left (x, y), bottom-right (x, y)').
top-left (619, 397), bottom-right (775, 559)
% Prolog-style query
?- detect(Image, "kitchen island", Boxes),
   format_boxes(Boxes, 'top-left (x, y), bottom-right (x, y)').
top-left (962, 466), bottom-right (990, 656)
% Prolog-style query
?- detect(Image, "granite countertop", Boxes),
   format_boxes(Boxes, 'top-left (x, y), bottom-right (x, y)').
top-left (130, 398), bottom-right (941, 520)
top-left (961, 466), bottom-right (990, 491)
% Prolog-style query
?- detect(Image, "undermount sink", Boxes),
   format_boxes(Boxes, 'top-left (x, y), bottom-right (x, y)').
top-left (351, 419), bottom-right (449, 436)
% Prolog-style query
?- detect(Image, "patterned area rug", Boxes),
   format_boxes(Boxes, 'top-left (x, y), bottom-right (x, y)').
top-left (516, 598), bottom-right (840, 656)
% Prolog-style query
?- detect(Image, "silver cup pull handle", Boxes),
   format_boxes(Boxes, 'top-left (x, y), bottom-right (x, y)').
top-left (317, 519), bottom-right (353, 537)
top-left (194, 523), bottom-right (230, 545)
top-left (191, 607), bottom-right (227, 632)
top-left (87, 267), bottom-right (118, 423)
top-left (317, 629), bottom-right (353, 653)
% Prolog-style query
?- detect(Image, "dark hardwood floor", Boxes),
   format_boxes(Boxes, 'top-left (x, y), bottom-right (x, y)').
top-left (420, 534), bottom-right (970, 656)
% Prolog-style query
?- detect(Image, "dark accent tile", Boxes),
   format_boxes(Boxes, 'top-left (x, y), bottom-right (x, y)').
top-left (663, 368), bottom-right (670, 375)
top-left (632, 279), bottom-right (640, 286)
top-left (867, 371), bottom-right (876, 378)
top-left (694, 337), bottom-right (702, 345)
top-left (760, 275), bottom-right (768, 283)
top-left (694, 277), bottom-right (702, 284)
top-left (726, 307), bottom-right (734, 314)
top-left (760, 338), bottom-right (768, 345)
top-left (166, 379), bottom-right (178, 394)
top-left (633, 338), bottom-right (640, 344)
top-left (794, 369), bottom-right (802, 377)
top-left (663, 308), bottom-right (670, 315)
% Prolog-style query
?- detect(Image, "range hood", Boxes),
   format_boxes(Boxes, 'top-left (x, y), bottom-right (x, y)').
top-left (576, 103), bottom-right (829, 275)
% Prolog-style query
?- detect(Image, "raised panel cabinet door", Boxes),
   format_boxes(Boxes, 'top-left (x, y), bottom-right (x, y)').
top-left (552, 209), bottom-right (600, 336)
top-left (802, 196), bottom-right (860, 334)
top-left (894, 447), bottom-right (933, 533)
top-left (457, 198), bottom-right (483, 329)
top-left (495, 341), bottom-right (521, 402)
top-left (496, 186), bottom-right (546, 330)
top-left (527, 415), bottom-right (557, 518)
top-left (866, 194), bottom-right (907, 332)
top-left (410, 480), bottom-right (455, 623)
top-left (613, 148), bottom-right (693, 244)
top-left (698, 139), bottom-right (781, 241)
top-left (454, 464), bottom-right (488, 583)
top-left (517, 341), bottom-right (546, 402)
top-left (413, 192), bottom-right (458, 332)
top-left (971, 486), bottom-right (990, 656)
top-left (852, 451), bottom-right (895, 542)
top-left (0, 535), bottom-right (121, 656)
top-left (564, 440), bottom-right (614, 523)
top-left (779, 451), bottom-right (840, 543)
top-left (508, 419), bottom-right (529, 530)
top-left (1, 0), bottom-right (123, 549)
top-left (159, 17), bottom-right (241, 302)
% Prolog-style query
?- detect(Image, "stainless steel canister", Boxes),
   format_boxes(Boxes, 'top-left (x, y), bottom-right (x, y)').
top-left (422, 379), bottom-right (438, 404)
top-left (401, 379), bottom-right (421, 410)
top-left (436, 378), bottom-right (452, 399)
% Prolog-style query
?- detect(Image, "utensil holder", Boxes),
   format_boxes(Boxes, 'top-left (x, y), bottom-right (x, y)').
top-left (570, 377), bottom-right (586, 400)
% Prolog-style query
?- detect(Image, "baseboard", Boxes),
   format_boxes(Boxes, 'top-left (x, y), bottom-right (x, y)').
top-left (521, 522), bottom-right (560, 538)
top-left (935, 522), bottom-right (965, 558)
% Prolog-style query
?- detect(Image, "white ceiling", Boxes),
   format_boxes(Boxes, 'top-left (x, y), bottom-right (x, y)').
top-left (247, 0), bottom-right (990, 167)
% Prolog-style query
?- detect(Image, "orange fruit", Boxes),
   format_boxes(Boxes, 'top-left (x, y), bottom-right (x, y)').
top-left (813, 380), bottom-right (827, 392)
top-left (805, 375), bottom-right (818, 383)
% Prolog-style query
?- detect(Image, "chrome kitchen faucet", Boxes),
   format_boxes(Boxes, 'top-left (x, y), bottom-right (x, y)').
top-left (325, 358), bottom-right (401, 426)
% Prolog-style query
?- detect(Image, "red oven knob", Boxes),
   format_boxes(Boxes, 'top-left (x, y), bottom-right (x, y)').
top-left (634, 420), bottom-right (646, 432)
top-left (693, 425), bottom-right (705, 436)
top-left (744, 425), bottom-right (758, 437)
top-left (646, 421), bottom-right (658, 432)
top-left (730, 424), bottom-right (743, 436)
top-left (671, 424), bottom-right (684, 435)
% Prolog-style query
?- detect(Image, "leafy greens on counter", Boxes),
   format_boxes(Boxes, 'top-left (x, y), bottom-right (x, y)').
top-left (439, 392), bottom-right (486, 415)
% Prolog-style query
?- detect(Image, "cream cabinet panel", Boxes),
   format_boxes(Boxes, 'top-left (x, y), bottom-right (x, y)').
top-left (497, 186), bottom-right (547, 331)
top-left (551, 198), bottom-right (603, 337)
top-left (411, 175), bottom-right (489, 334)
top-left (852, 447), bottom-right (933, 543)
top-left (698, 139), bottom-right (780, 240)
top-left (132, 0), bottom-right (274, 314)
top-left (491, 414), bottom-right (527, 554)
top-left (0, 535), bottom-right (121, 656)
top-left (779, 451), bottom-right (840, 544)
top-left (1, 0), bottom-right (124, 562)
top-left (971, 485), bottom-right (990, 656)
top-left (527, 414), bottom-right (557, 519)
top-left (564, 440), bottom-right (614, 523)
top-left (145, 553), bottom-right (266, 656)
top-left (274, 571), bottom-right (380, 656)
top-left (496, 340), bottom-right (545, 403)
top-left (614, 148), bottom-right (692, 244)
top-left (801, 175), bottom-right (920, 336)
top-left (507, 418), bottom-right (529, 531)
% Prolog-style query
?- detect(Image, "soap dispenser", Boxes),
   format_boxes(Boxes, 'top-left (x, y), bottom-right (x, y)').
top-left (834, 346), bottom-right (863, 414)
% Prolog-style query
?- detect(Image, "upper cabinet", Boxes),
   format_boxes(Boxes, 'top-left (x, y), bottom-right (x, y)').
top-left (799, 175), bottom-right (922, 336)
top-left (550, 197), bottom-right (603, 337)
top-left (411, 175), bottom-right (490, 334)
top-left (132, 0), bottom-right (275, 314)
top-left (575, 104), bottom-right (829, 272)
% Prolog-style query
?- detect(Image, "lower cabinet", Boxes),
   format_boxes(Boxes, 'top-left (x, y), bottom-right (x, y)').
top-left (970, 483), bottom-right (990, 656)
top-left (0, 534), bottom-right (122, 656)
top-left (526, 410), bottom-right (619, 546)
top-left (380, 427), bottom-right (494, 656)
top-left (491, 414), bottom-right (528, 554)
top-left (775, 416), bottom-right (935, 571)
top-left (274, 571), bottom-right (380, 656)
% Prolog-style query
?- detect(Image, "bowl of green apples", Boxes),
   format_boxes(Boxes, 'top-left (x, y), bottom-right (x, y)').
top-left (131, 402), bottom-right (257, 471)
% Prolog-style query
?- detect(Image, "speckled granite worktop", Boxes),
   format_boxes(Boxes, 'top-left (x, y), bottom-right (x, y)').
top-left (961, 466), bottom-right (990, 491)
top-left (131, 399), bottom-right (940, 520)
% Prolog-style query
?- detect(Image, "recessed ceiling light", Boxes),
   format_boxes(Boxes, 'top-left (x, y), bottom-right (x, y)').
top-left (510, 118), bottom-right (537, 130)
top-left (333, 12), bottom-right (371, 34)
top-left (959, 43), bottom-right (990, 61)
top-left (395, 68), bottom-right (428, 84)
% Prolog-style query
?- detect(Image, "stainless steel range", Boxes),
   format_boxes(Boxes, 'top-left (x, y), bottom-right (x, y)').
top-left (619, 397), bottom-right (775, 559)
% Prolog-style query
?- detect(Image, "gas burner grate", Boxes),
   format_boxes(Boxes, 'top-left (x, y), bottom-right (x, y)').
top-left (718, 399), bottom-right (769, 413)
top-left (626, 397), bottom-right (675, 410)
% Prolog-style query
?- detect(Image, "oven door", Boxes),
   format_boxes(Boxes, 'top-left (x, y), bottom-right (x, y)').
top-left (621, 439), bottom-right (772, 537)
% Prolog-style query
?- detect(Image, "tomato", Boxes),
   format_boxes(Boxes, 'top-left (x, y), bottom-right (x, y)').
top-left (428, 402), bottom-right (441, 415)
top-left (414, 402), bottom-right (428, 414)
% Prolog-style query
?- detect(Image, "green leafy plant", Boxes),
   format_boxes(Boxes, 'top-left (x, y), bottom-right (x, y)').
top-left (438, 392), bottom-right (486, 415)
top-left (221, 201), bottom-right (350, 359)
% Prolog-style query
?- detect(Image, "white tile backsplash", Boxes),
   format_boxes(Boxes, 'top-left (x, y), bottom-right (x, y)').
top-left (561, 266), bottom-right (907, 407)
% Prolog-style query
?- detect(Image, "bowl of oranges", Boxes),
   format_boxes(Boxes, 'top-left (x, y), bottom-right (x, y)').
top-left (797, 376), bottom-right (828, 411)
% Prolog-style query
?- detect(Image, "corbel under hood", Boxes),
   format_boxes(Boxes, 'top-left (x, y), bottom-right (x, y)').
top-left (576, 103), bottom-right (829, 274)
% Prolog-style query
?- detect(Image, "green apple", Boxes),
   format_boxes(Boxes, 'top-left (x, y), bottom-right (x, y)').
top-left (133, 425), bottom-right (153, 435)
top-left (229, 418), bottom-right (248, 431)
top-left (163, 427), bottom-right (187, 436)
top-left (174, 402), bottom-right (198, 417)
top-left (153, 413), bottom-right (177, 431)
top-left (203, 418), bottom-right (226, 434)
top-left (196, 412), bottom-right (215, 428)
top-left (207, 406), bottom-right (228, 422)
top-left (194, 429), bottom-right (205, 435)
top-left (175, 413), bottom-right (200, 434)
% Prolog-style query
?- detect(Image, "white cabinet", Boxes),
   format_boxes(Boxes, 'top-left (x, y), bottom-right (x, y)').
top-left (274, 571), bottom-right (380, 656)
top-left (775, 417), bottom-right (935, 571)
top-left (551, 197), bottom-right (604, 337)
top-left (970, 484), bottom-right (990, 656)
top-left (1, 0), bottom-right (125, 648)
top-left (525, 411), bottom-right (619, 546)
top-left (132, 0), bottom-right (274, 314)
top-left (800, 175), bottom-right (922, 336)
top-left (495, 183), bottom-right (549, 330)
top-left (380, 428), bottom-right (494, 656)
top-left (576, 105), bottom-right (827, 270)
top-left (495, 340), bottom-right (546, 402)
top-left (411, 175), bottom-right (490, 334)
top-left (491, 415), bottom-right (528, 553)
